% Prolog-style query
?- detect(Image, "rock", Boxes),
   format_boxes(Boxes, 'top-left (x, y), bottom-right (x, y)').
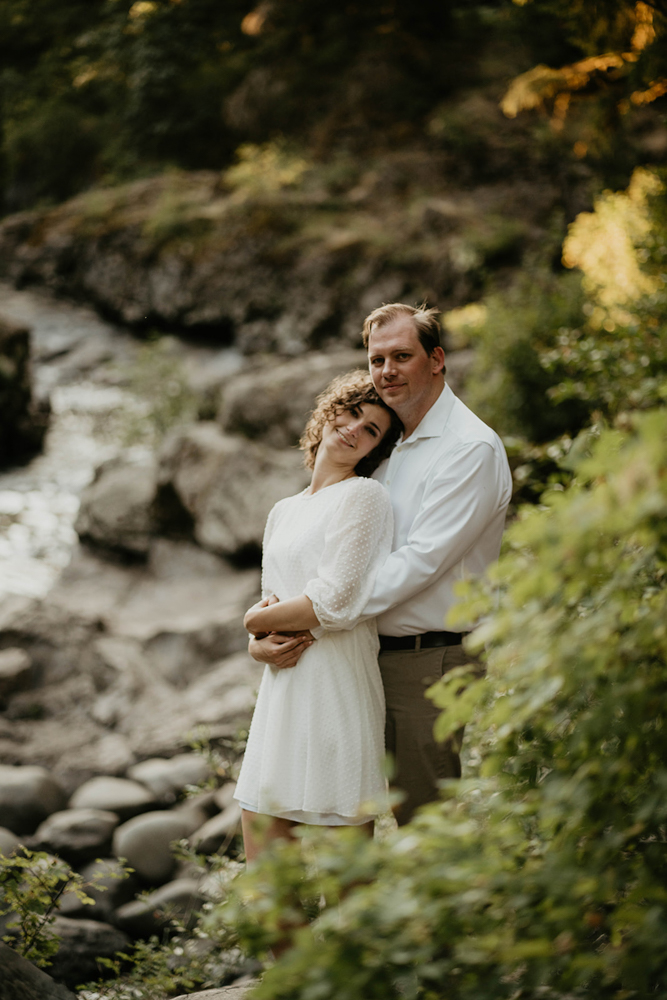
top-left (102, 556), bottom-right (259, 686)
top-left (0, 826), bottom-right (20, 856)
top-left (157, 423), bottom-right (309, 558)
top-left (0, 314), bottom-right (49, 470)
top-left (0, 765), bottom-right (67, 835)
top-left (0, 594), bottom-right (103, 686)
top-left (0, 648), bottom-right (31, 706)
top-left (75, 454), bottom-right (158, 556)
top-left (112, 810), bottom-right (194, 884)
top-left (214, 781), bottom-right (237, 813)
top-left (127, 753), bottom-right (211, 803)
top-left (171, 982), bottom-right (257, 1000)
top-left (47, 916), bottom-right (130, 989)
top-left (32, 808), bottom-right (119, 865)
top-left (59, 857), bottom-right (138, 923)
top-left (114, 877), bottom-right (206, 937)
top-left (218, 349), bottom-right (368, 448)
top-left (172, 799), bottom-right (211, 836)
top-left (190, 801), bottom-right (242, 855)
top-left (69, 776), bottom-right (157, 821)
top-left (0, 941), bottom-right (76, 1000)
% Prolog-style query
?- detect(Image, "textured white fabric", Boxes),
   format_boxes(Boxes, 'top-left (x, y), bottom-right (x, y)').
top-left (366, 383), bottom-right (512, 635)
top-left (234, 476), bottom-right (393, 824)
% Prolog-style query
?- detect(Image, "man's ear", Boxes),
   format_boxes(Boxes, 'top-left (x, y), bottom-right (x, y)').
top-left (431, 346), bottom-right (446, 375)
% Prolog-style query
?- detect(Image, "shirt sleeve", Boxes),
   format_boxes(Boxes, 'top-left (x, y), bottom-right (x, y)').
top-left (303, 479), bottom-right (393, 633)
top-left (364, 440), bottom-right (509, 618)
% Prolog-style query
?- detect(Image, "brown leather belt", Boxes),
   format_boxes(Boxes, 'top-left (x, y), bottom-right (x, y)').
top-left (379, 630), bottom-right (466, 651)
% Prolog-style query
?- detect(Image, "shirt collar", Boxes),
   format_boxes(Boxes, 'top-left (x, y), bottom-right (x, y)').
top-left (402, 382), bottom-right (455, 443)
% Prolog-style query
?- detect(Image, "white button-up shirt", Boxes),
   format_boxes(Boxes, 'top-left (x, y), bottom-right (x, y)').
top-left (366, 382), bottom-right (512, 636)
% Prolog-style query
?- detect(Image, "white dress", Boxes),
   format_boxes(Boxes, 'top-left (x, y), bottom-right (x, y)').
top-left (234, 476), bottom-right (393, 825)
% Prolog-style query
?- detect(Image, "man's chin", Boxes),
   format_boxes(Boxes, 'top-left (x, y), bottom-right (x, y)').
top-left (380, 386), bottom-right (406, 405)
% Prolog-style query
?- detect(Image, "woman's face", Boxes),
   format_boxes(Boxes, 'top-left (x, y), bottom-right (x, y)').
top-left (321, 402), bottom-right (392, 465)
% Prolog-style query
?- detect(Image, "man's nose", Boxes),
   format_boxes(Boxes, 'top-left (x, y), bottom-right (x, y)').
top-left (382, 358), bottom-right (397, 378)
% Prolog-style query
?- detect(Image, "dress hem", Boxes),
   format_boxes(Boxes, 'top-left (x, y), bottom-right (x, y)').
top-left (235, 798), bottom-right (375, 826)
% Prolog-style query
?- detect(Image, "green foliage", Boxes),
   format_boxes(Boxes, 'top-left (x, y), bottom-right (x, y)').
top-left (461, 266), bottom-right (590, 442)
top-left (212, 401), bottom-right (667, 1000)
top-left (462, 167), bottom-right (667, 450)
top-left (0, 849), bottom-right (122, 967)
top-left (80, 855), bottom-right (247, 1000)
top-left (120, 336), bottom-right (199, 446)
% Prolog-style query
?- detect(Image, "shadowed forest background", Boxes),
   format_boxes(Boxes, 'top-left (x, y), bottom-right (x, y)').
top-left (1, 1), bottom-right (667, 998)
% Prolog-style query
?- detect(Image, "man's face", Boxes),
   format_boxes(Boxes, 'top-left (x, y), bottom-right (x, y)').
top-left (367, 315), bottom-right (443, 416)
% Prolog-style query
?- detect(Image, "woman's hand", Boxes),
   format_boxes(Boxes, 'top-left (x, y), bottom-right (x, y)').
top-left (248, 631), bottom-right (314, 670)
top-left (244, 595), bottom-right (279, 635)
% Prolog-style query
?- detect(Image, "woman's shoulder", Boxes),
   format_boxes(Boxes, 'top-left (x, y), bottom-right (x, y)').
top-left (344, 476), bottom-right (391, 509)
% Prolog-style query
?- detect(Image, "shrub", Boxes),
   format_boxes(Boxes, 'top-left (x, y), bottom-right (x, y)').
top-left (213, 400), bottom-right (667, 1000)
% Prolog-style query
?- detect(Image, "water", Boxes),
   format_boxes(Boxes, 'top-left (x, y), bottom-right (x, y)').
top-left (0, 282), bottom-right (242, 601)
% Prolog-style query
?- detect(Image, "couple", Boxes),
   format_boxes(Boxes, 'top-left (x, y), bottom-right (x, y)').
top-left (235, 302), bottom-right (512, 860)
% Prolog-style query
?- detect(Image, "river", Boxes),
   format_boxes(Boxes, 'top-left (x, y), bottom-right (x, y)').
top-left (0, 282), bottom-right (243, 604)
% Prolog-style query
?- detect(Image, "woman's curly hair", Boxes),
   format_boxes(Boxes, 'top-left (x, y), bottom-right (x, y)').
top-left (300, 369), bottom-right (403, 477)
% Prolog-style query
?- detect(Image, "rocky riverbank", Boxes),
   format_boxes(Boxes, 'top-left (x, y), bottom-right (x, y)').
top-left (0, 229), bottom-right (475, 995)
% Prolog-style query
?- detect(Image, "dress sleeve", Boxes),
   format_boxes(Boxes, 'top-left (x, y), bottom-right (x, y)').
top-left (260, 501), bottom-right (281, 601)
top-left (303, 479), bottom-right (393, 632)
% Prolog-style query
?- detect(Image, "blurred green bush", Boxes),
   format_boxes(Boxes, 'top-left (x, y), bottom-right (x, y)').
top-left (211, 399), bottom-right (667, 1000)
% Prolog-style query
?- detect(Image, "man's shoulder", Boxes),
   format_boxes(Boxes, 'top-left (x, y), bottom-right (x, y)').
top-left (444, 392), bottom-right (504, 451)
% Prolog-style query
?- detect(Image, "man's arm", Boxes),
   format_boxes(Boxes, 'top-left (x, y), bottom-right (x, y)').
top-left (365, 441), bottom-right (510, 618)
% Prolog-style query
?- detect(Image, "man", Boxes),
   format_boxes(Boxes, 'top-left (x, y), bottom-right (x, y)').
top-left (249, 302), bottom-right (512, 824)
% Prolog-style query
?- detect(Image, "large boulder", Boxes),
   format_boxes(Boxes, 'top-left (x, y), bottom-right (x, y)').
top-left (190, 801), bottom-right (242, 855)
top-left (69, 776), bottom-right (157, 821)
top-left (47, 917), bottom-right (130, 989)
top-left (114, 877), bottom-right (206, 937)
top-left (32, 808), bottom-right (119, 865)
top-left (157, 424), bottom-right (309, 558)
top-left (0, 648), bottom-right (31, 706)
top-left (112, 810), bottom-right (195, 884)
top-left (0, 942), bottom-right (76, 1000)
top-left (59, 857), bottom-right (138, 923)
top-left (0, 314), bottom-right (49, 469)
top-left (171, 983), bottom-right (256, 1000)
top-left (0, 765), bottom-right (67, 835)
top-left (0, 826), bottom-right (20, 856)
top-left (75, 454), bottom-right (159, 556)
top-left (218, 349), bottom-right (367, 448)
top-left (127, 753), bottom-right (211, 804)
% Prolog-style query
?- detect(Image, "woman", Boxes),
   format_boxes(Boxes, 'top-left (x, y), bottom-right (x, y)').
top-left (234, 370), bottom-right (402, 860)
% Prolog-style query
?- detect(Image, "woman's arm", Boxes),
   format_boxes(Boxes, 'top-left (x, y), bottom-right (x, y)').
top-left (244, 595), bottom-right (319, 635)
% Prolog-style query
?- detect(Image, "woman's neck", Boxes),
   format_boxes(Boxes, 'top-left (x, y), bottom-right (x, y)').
top-left (308, 457), bottom-right (357, 494)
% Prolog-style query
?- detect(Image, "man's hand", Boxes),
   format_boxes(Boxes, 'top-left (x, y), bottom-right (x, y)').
top-left (248, 631), bottom-right (314, 670)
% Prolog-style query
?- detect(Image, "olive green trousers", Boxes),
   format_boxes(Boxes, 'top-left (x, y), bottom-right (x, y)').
top-left (379, 643), bottom-right (472, 826)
